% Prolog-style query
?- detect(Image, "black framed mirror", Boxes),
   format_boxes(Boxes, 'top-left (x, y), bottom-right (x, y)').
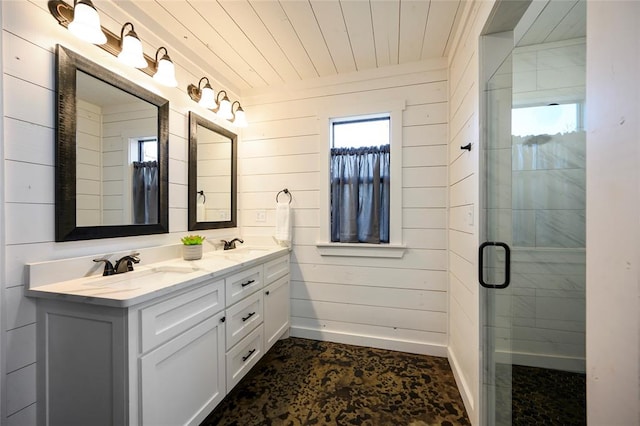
top-left (55, 45), bottom-right (169, 241)
top-left (188, 111), bottom-right (237, 230)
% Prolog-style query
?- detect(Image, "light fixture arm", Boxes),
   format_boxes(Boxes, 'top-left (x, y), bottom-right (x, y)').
top-left (120, 22), bottom-right (135, 44)
top-left (198, 77), bottom-right (210, 90)
top-left (214, 90), bottom-right (230, 113)
top-left (215, 90), bottom-right (228, 105)
top-left (231, 100), bottom-right (241, 113)
top-left (155, 46), bottom-right (169, 63)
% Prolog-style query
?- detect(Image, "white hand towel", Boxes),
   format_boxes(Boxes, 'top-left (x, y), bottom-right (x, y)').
top-left (274, 201), bottom-right (292, 248)
top-left (197, 201), bottom-right (206, 222)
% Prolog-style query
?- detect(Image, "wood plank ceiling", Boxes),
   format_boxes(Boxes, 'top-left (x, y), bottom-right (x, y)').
top-left (112, 0), bottom-right (465, 94)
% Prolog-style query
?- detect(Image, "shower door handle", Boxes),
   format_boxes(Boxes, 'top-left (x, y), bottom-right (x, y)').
top-left (479, 241), bottom-right (511, 289)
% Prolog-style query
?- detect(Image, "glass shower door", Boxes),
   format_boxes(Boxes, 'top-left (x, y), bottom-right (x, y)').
top-left (481, 21), bottom-right (587, 425)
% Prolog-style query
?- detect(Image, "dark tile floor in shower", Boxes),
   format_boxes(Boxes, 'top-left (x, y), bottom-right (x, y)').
top-left (200, 337), bottom-right (470, 426)
top-left (497, 364), bottom-right (586, 425)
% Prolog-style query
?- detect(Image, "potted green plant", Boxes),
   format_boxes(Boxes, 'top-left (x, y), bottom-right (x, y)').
top-left (181, 235), bottom-right (205, 260)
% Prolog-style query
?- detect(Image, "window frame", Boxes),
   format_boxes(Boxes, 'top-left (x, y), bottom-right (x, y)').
top-left (317, 99), bottom-right (406, 258)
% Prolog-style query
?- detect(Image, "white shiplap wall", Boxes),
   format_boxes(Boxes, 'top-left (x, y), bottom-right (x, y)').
top-left (241, 60), bottom-right (450, 356)
top-left (446, 2), bottom-right (496, 424)
top-left (1, 1), bottom-right (242, 423)
top-left (76, 100), bottom-right (103, 226)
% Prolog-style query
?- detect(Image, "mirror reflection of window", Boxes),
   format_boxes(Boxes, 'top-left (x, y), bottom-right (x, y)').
top-left (138, 138), bottom-right (158, 162)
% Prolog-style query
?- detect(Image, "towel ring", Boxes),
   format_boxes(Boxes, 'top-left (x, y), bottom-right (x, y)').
top-left (197, 190), bottom-right (206, 204)
top-left (276, 188), bottom-right (292, 204)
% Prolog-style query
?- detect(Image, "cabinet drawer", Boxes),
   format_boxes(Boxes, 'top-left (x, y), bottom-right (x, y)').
top-left (226, 324), bottom-right (263, 392)
top-left (264, 255), bottom-right (289, 285)
top-left (226, 291), bottom-right (262, 349)
top-left (225, 265), bottom-right (263, 306)
top-left (140, 279), bottom-right (224, 353)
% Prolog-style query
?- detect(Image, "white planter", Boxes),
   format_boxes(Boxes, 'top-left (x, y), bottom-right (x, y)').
top-left (182, 245), bottom-right (203, 261)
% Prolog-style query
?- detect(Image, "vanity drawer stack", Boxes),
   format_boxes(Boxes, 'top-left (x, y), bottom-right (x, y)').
top-left (224, 267), bottom-right (265, 390)
top-left (223, 253), bottom-right (290, 391)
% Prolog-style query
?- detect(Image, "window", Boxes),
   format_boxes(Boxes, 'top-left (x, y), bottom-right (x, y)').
top-left (137, 138), bottom-right (158, 162)
top-left (512, 103), bottom-right (581, 137)
top-left (317, 99), bottom-right (405, 258)
top-left (330, 116), bottom-right (390, 243)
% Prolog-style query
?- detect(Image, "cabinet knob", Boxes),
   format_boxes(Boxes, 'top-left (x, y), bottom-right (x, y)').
top-left (220, 316), bottom-right (226, 323)
top-left (265, 291), bottom-right (270, 296)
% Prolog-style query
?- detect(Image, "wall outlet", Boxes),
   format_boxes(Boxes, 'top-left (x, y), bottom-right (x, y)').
top-left (256, 210), bottom-right (266, 222)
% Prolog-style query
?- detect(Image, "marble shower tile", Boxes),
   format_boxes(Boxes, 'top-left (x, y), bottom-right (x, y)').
top-left (535, 210), bottom-right (585, 248)
top-left (512, 169), bottom-right (585, 210)
top-left (536, 131), bottom-right (586, 170)
top-left (512, 210), bottom-right (536, 247)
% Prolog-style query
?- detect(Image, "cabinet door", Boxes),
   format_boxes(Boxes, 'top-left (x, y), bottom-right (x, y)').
top-left (264, 275), bottom-right (290, 352)
top-left (140, 311), bottom-right (226, 426)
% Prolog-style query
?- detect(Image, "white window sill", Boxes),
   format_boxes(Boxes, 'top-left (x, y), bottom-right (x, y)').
top-left (315, 242), bottom-right (406, 258)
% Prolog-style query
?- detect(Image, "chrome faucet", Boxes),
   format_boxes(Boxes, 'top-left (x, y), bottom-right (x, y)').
top-left (93, 253), bottom-right (140, 276)
top-left (221, 238), bottom-right (244, 250)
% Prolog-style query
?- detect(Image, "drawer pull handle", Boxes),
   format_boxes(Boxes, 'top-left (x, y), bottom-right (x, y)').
top-left (242, 312), bottom-right (256, 322)
top-left (242, 349), bottom-right (256, 362)
top-left (241, 279), bottom-right (255, 287)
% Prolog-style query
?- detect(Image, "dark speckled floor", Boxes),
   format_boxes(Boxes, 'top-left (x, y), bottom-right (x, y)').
top-left (201, 337), bottom-right (470, 426)
top-left (495, 364), bottom-right (586, 425)
top-left (510, 365), bottom-right (586, 425)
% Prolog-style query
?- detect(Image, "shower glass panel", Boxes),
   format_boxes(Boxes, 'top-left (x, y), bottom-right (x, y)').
top-left (481, 2), bottom-right (587, 423)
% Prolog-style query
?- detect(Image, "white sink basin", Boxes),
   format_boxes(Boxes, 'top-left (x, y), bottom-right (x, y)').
top-left (216, 248), bottom-right (270, 261)
top-left (80, 265), bottom-right (201, 291)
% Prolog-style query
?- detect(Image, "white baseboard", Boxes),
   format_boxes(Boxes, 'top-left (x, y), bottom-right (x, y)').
top-left (495, 350), bottom-right (586, 373)
top-left (289, 326), bottom-right (447, 357)
top-left (448, 347), bottom-right (476, 425)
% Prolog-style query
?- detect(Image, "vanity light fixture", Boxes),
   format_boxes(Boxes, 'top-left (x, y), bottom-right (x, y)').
top-left (231, 101), bottom-right (248, 128)
top-left (187, 77), bottom-right (217, 109)
top-left (67, 0), bottom-right (106, 45)
top-left (153, 47), bottom-right (178, 87)
top-left (118, 22), bottom-right (148, 69)
top-left (215, 90), bottom-right (233, 120)
top-left (187, 80), bottom-right (247, 125)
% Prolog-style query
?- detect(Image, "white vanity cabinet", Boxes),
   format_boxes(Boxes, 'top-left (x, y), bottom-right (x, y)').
top-left (37, 278), bottom-right (226, 426)
top-left (33, 249), bottom-right (290, 426)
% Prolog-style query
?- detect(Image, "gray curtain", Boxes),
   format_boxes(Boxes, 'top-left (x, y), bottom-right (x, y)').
top-left (330, 145), bottom-right (390, 243)
top-left (132, 161), bottom-right (158, 224)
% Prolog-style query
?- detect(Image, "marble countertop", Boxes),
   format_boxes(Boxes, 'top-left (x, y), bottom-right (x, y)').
top-left (25, 246), bottom-right (288, 308)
